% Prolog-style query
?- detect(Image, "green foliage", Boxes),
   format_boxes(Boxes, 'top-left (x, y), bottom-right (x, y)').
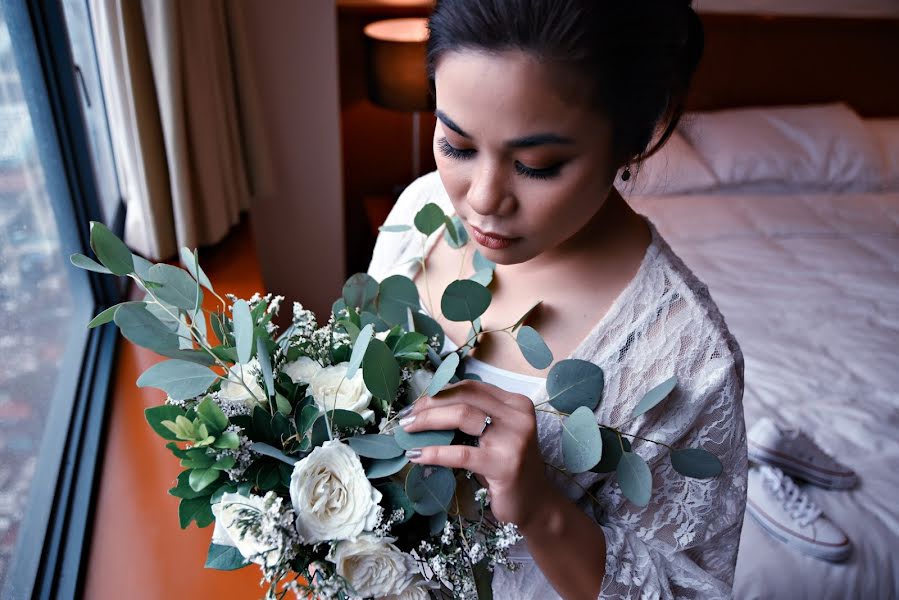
top-left (189, 468), bottom-right (221, 493)
top-left (145, 405), bottom-right (186, 440)
top-left (378, 275), bottom-right (421, 325)
top-left (561, 406), bottom-right (603, 473)
top-left (205, 543), bottom-right (249, 571)
top-left (392, 332), bottom-right (428, 361)
top-left (365, 455), bottom-right (409, 479)
top-left (362, 338), bottom-right (400, 402)
top-left (89, 220), bottom-right (134, 275)
top-left (169, 470), bottom-right (209, 499)
top-left (441, 279), bottom-right (491, 322)
top-left (295, 404), bottom-right (320, 438)
top-left (414, 203), bottom-right (446, 235)
top-left (632, 376), bottom-right (678, 419)
top-left (115, 303), bottom-right (213, 364)
top-left (180, 247), bottom-right (215, 294)
top-left (70, 253), bottom-right (112, 274)
top-left (617, 451), bottom-right (652, 507)
top-left (375, 481), bottom-right (414, 523)
top-left (343, 273), bottom-right (379, 313)
top-left (670, 448), bottom-right (722, 479)
top-left (256, 336), bottom-right (274, 400)
top-left (379, 224), bottom-right (412, 233)
top-left (348, 434), bottom-right (404, 459)
top-left (232, 299), bottom-right (254, 364)
top-left (179, 494), bottom-right (215, 529)
top-left (426, 352), bottom-right (460, 397)
top-left (87, 302), bottom-right (140, 329)
top-left (469, 269), bottom-right (493, 287)
top-left (346, 323), bottom-right (373, 380)
top-left (412, 311), bottom-right (444, 352)
top-left (250, 442), bottom-right (299, 466)
top-left (546, 359), bottom-right (604, 413)
top-left (515, 326), bottom-right (553, 369)
top-left (147, 263), bottom-right (203, 311)
top-left (213, 431), bottom-right (240, 450)
top-left (136, 360), bottom-right (218, 401)
top-left (196, 395), bottom-right (229, 435)
top-left (443, 215), bottom-right (468, 248)
top-left (472, 249), bottom-right (495, 273)
top-left (405, 464), bottom-right (455, 516)
top-left (590, 428), bottom-right (631, 473)
top-left (394, 426), bottom-right (454, 451)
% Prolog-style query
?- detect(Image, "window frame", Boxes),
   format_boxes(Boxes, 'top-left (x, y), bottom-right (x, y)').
top-left (1, 0), bottom-right (121, 597)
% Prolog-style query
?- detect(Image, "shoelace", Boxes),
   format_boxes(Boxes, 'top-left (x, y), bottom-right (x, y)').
top-left (760, 466), bottom-right (822, 527)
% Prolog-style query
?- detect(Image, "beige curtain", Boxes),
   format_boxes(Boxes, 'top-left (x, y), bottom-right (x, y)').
top-left (89, 0), bottom-right (271, 260)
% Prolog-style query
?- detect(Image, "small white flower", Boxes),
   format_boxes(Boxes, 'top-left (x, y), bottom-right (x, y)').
top-left (211, 492), bottom-right (279, 568)
top-left (328, 534), bottom-right (419, 598)
top-left (290, 441), bottom-right (382, 543)
top-left (281, 356), bottom-right (321, 385)
top-left (308, 361), bottom-right (375, 422)
top-left (218, 360), bottom-right (266, 407)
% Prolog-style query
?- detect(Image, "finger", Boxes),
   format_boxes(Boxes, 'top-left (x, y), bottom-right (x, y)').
top-left (440, 378), bottom-right (534, 412)
top-left (407, 444), bottom-right (500, 477)
top-left (400, 403), bottom-right (492, 437)
top-left (409, 390), bottom-right (516, 422)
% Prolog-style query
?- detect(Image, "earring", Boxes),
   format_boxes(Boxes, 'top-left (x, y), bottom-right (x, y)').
top-left (621, 165), bottom-right (631, 182)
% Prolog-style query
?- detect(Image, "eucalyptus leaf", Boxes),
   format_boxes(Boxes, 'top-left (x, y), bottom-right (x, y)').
top-left (343, 273), bottom-right (379, 313)
top-left (70, 253), bottom-right (112, 274)
top-left (511, 300), bottom-right (542, 332)
top-left (365, 455), bottom-right (409, 479)
top-left (472, 249), bottom-right (496, 273)
top-left (378, 275), bottom-right (421, 326)
top-left (590, 428), bottom-right (631, 473)
top-left (132, 254), bottom-right (154, 280)
top-left (232, 299), bottom-right (254, 364)
top-left (137, 360), bottom-right (218, 401)
top-left (414, 202), bottom-right (446, 235)
top-left (295, 404), bottom-right (320, 436)
top-left (115, 303), bottom-right (179, 354)
top-left (251, 442), bottom-right (299, 466)
top-left (376, 481), bottom-right (415, 523)
top-left (205, 543), bottom-right (248, 571)
top-left (405, 464), bottom-right (455, 516)
top-left (393, 331), bottom-right (428, 360)
top-left (180, 247), bottom-right (214, 293)
top-left (148, 263), bottom-right (204, 311)
top-left (394, 426), bottom-right (454, 451)
top-left (546, 359), bottom-right (604, 413)
top-left (617, 451), bottom-right (652, 507)
top-left (632, 375), bottom-right (678, 419)
top-left (516, 326), bottom-right (553, 369)
top-left (379, 224), bottom-right (412, 233)
top-left (328, 409), bottom-right (366, 432)
top-left (469, 268), bottom-right (493, 287)
top-left (443, 215), bottom-right (468, 248)
top-left (670, 448), bottom-right (722, 479)
top-left (89, 221), bottom-right (134, 275)
top-left (429, 510), bottom-right (448, 536)
top-left (426, 352), bottom-right (460, 397)
top-left (561, 406), bottom-right (603, 473)
top-left (346, 324), bottom-right (373, 381)
top-left (441, 279), bottom-right (491, 322)
top-left (348, 434), bottom-right (404, 459)
top-left (362, 338), bottom-right (400, 402)
top-left (256, 336), bottom-right (274, 399)
top-left (87, 301), bottom-right (142, 329)
top-left (412, 311), bottom-right (445, 352)
top-left (361, 311), bottom-right (390, 333)
top-left (145, 298), bottom-right (181, 333)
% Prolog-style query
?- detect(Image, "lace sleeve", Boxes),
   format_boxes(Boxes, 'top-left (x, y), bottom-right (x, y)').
top-left (592, 354), bottom-right (747, 600)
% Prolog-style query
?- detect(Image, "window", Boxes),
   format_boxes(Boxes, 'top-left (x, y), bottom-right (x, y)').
top-left (0, 1), bottom-right (119, 597)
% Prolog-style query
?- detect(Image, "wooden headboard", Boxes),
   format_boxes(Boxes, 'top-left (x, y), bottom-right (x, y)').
top-left (688, 13), bottom-right (899, 116)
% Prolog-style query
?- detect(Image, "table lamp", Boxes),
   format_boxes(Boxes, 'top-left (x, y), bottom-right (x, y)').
top-left (364, 17), bottom-right (433, 178)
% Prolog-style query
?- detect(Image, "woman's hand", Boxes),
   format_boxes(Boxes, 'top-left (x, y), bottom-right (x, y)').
top-left (398, 379), bottom-right (549, 528)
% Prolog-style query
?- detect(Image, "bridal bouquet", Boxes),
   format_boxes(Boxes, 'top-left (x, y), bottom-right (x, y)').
top-left (71, 203), bottom-right (721, 599)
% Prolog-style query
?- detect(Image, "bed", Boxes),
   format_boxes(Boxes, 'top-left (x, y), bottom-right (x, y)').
top-left (612, 13), bottom-right (899, 597)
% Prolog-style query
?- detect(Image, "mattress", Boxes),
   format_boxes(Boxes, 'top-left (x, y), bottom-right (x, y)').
top-left (628, 190), bottom-right (899, 600)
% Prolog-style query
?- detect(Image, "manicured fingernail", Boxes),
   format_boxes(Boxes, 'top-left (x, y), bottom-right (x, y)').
top-left (397, 404), bottom-right (415, 419)
top-left (405, 448), bottom-right (422, 459)
top-left (399, 414), bottom-right (416, 427)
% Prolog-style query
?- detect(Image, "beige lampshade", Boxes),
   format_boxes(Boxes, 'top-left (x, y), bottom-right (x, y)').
top-left (364, 18), bottom-right (433, 112)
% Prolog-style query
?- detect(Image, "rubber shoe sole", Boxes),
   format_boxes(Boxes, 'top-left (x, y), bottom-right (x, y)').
top-left (746, 498), bottom-right (851, 562)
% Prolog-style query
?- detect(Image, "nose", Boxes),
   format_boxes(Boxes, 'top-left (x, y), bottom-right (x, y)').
top-left (466, 160), bottom-right (513, 217)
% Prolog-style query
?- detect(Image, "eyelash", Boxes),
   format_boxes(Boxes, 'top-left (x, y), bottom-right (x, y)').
top-left (437, 137), bottom-right (563, 181)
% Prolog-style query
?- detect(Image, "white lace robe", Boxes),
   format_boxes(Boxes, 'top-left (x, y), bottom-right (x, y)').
top-left (367, 172), bottom-right (748, 599)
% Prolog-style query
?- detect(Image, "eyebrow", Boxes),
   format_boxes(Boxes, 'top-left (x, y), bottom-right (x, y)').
top-left (435, 109), bottom-right (574, 149)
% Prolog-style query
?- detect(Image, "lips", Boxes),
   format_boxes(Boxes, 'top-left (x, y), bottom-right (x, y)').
top-left (470, 224), bottom-right (518, 250)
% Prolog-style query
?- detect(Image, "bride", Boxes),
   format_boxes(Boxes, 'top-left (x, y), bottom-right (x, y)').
top-left (368, 1), bottom-right (747, 598)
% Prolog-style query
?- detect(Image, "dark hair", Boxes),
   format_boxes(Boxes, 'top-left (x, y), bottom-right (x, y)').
top-left (426, 0), bottom-right (704, 170)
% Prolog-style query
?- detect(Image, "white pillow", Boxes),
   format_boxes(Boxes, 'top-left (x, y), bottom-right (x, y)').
top-left (678, 103), bottom-right (884, 191)
top-left (617, 130), bottom-right (718, 195)
top-left (866, 118), bottom-right (899, 190)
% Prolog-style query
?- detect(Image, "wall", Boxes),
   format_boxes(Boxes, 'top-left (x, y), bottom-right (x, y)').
top-left (235, 1), bottom-right (345, 320)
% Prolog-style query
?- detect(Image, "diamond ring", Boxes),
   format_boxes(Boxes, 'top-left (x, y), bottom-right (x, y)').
top-left (478, 415), bottom-right (492, 437)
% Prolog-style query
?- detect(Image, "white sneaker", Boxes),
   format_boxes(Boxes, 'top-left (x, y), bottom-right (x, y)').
top-left (747, 417), bottom-right (858, 489)
top-left (747, 466), bottom-right (851, 562)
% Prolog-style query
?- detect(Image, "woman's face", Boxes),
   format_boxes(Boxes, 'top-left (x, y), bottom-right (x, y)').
top-left (433, 49), bottom-right (617, 265)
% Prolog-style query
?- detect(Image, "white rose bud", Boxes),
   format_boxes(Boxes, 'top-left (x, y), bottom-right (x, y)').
top-left (290, 441), bottom-right (382, 543)
top-left (328, 534), bottom-right (419, 598)
top-left (211, 492), bottom-right (279, 568)
top-left (218, 359), bottom-right (266, 407)
top-left (281, 356), bottom-right (321, 385)
top-left (309, 361), bottom-right (375, 422)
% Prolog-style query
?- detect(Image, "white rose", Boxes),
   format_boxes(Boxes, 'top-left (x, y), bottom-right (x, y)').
top-left (290, 440), bottom-right (382, 543)
top-left (211, 492), bottom-right (279, 568)
top-left (328, 534), bottom-right (419, 598)
top-left (309, 361), bottom-right (375, 422)
top-left (281, 356), bottom-right (321, 385)
top-left (382, 577), bottom-right (432, 600)
top-left (218, 359), bottom-right (266, 406)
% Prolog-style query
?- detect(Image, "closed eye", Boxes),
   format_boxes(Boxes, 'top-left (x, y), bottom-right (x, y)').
top-left (515, 161), bottom-right (564, 180)
top-left (437, 137), bottom-right (475, 160)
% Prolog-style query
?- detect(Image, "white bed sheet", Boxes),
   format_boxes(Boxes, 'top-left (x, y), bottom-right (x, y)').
top-left (628, 191), bottom-right (899, 600)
